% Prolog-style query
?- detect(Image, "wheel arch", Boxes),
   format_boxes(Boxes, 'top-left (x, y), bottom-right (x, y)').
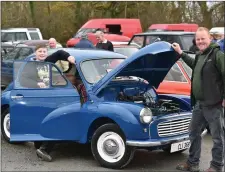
top-left (86, 117), bottom-right (124, 143)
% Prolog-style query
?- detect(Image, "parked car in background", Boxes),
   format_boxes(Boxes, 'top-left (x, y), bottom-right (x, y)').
top-left (67, 32), bottom-right (131, 47)
top-left (128, 31), bottom-right (195, 51)
top-left (1, 43), bottom-right (15, 58)
top-left (2, 42), bottom-right (206, 169)
top-left (1, 28), bottom-right (43, 45)
top-left (1, 40), bottom-right (62, 89)
top-left (148, 23), bottom-right (198, 32)
top-left (67, 18), bottom-right (142, 47)
top-left (112, 42), bottom-right (139, 57)
top-left (157, 58), bottom-right (192, 96)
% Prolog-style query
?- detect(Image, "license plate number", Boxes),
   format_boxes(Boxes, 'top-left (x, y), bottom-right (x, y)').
top-left (170, 140), bottom-right (190, 153)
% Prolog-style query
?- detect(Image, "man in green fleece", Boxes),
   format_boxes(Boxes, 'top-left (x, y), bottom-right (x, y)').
top-left (172, 27), bottom-right (224, 172)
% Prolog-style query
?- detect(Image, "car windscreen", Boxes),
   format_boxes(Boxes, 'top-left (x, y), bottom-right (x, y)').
top-left (81, 58), bottom-right (125, 84)
top-left (179, 54), bottom-right (195, 79)
top-left (180, 35), bottom-right (194, 51)
top-left (74, 28), bottom-right (99, 38)
top-left (129, 36), bottom-right (145, 47)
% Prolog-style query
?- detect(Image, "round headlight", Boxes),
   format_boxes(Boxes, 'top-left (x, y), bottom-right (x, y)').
top-left (140, 107), bottom-right (152, 124)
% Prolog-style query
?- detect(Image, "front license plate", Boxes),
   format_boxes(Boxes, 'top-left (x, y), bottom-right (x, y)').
top-left (170, 140), bottom-right (190, 153)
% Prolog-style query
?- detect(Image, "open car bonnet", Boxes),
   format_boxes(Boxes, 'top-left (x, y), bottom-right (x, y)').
top-left (92, 41), bottom-right (179, 94)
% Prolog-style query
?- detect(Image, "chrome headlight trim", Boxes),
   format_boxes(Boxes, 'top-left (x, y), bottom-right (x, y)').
top-left (140, 107), bottom-right (152, 124)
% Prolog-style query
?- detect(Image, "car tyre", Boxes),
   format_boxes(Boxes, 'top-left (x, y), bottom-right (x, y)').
top-left (1, 108), bottom-right (11, 142)
top-left (91, 123), bottom-right (135, 169)
top-left (1, 107), bottom-right (23, 144)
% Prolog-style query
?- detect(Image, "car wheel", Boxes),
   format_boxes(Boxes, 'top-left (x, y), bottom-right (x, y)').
top-left (1, 107), bottom-right (24, 144)
top-left (162, 147), bottom-right (187, 154)
top-left (1, 108), bottom-right (11, 142)
top-left (34, 141), bottom-right (42, 149)
top-left (91, 123), bottom-right (135, 169)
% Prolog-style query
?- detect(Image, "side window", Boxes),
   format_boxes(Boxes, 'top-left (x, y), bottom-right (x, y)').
top-left (51, 66), bottom-right (67, 86)
top-left (15, 32), bottom-right (28, 41)
top-left (164, 63), bottom-right (187, 82)
top-left (2, 33), bottom-right (15, 42)
top-left (17, 48), bottom-right (33, 60)
top-left (14, 61), bottom-right (50, 89)
top-left (29, 32), bottom-right (40, 40)
top-left (3, 47), bottom-right (20, 60)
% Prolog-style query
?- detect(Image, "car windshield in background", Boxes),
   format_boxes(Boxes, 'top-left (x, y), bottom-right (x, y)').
top-left (1, 45), bottom-right (14, 57)
top-left (81, 58), bottom-right (125, 84)
top-left (181, 35), bottom-right (194, 51)
top-left (74, 28), bottom-right (97, 38)
top-left (114, 47), bottom-right (139, 57)
top-left (147, 29), bottom-right (166, 32)
top-left (130, 36), bottom-right (144, 47)
top-left (180, 60), bottom-right (192, 79)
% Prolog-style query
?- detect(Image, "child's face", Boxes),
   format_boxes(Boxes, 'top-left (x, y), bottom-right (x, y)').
top-left (35, 48), bottom-right (48, 61)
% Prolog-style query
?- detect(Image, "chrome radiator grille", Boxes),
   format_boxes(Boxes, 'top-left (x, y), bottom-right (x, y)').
top-left (157, 117), bottom-right (191, 137)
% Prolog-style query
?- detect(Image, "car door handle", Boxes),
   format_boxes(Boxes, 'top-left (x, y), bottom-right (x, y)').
top-left (11, 95), bottom-right (24, 99)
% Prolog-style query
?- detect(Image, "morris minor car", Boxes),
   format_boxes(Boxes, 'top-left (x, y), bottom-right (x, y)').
top-left (1, 42), bottom-right (206, 169)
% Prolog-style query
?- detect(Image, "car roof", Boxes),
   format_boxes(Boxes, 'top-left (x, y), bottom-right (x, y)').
top-left (28, 48), bottom-right (126, 62)
top-left (1, 28), bottom-right (41, 32)
top-left (133, 31), bottom-right (195, 36)
top-left (17, 40), bottom-right (49, 46)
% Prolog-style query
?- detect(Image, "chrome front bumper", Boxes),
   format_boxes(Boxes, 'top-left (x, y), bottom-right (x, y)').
top-left (126, 129), bottom-right (208, 147)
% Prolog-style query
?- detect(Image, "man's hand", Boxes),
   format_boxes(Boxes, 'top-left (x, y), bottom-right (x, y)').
top-left (68, 56), bottom-right (75, 64)
top-left (37, 82), bottom-right (47, 88)
top-left (222, 99), bottom-right (225, 107)
top-left (172, 43), bottom-right (183, 55)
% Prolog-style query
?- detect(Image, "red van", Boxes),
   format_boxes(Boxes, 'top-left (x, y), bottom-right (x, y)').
top-left (148, 23), bottom-right (198, 32)
top-left (66, 18), bottom-right (142, 47)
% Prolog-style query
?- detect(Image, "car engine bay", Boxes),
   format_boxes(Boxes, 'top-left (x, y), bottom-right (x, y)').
top-left (98, 78), bottom-right (190, 115)
top-left (117, 87), bottom-right (183, 115)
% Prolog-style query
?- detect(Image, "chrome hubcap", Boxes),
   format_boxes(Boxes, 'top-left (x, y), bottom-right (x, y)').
top-left (97, 131), bottom-right (125, 163)
top-left (103, 139), bottom-right (119, 156)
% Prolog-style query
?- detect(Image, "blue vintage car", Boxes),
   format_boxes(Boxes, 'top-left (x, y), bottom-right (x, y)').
top-left (1, 42), bottom-right (206, 169)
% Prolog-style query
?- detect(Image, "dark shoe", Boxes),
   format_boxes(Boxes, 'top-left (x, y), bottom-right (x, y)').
top-left (36, 149), bottom-right (52, 162)
top-left (176, 162), bottom-right (200, 172)
top-left (205, 167), bottom-right (221, 172)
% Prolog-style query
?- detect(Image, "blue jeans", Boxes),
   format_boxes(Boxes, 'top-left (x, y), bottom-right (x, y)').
top-left (187, 101), bottom-right (224, 171)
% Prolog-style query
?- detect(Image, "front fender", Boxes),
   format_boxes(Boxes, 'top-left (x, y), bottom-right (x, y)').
top-left (86, 102), bottom-right (150, 140)
top-left (40, 101), bottom-right (149, 143)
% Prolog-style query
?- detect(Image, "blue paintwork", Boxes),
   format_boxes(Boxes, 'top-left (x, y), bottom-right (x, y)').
top-left (1, 42), bottom-right (192, 150)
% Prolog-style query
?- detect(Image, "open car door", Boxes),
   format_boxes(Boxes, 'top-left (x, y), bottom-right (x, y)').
top-left (10, 61), bottom-right (81, 141)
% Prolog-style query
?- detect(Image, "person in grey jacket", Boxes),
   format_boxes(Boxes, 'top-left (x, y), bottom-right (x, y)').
top-left (172, 27), bottom-right (224, 172)
top-left (74, 34), bottom-right (95, 49)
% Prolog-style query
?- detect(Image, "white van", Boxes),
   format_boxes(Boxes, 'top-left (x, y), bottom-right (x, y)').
top-left (209, 27), bottom-right (224, 34)
top-left (1, 28), bottom-right (43, 45)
